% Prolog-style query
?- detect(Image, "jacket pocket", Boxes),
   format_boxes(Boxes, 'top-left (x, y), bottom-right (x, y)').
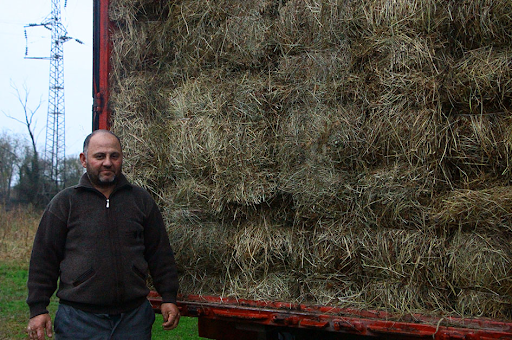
top-left (72, 267), bottom-right (95, 287)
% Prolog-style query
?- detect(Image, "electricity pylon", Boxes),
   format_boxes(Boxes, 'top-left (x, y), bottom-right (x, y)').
top-left (25, 0), bottom-right (81, 192)
top-left (45, 0), bottom-right (68, 191)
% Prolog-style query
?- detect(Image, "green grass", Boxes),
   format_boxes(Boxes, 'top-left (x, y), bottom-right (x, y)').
top-left (0, 262), bottom-right (37, 339)
top-left (0, 261), bottom-right (205, 339)
top-left (152, 313), bottom-right (204, 340)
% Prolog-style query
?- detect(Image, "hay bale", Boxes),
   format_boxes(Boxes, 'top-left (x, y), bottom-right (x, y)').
top-left (446, 47), bottom-right (512, 115)
top-left (450, 0), bottom-right (512, 49)
top-left (167, 221), bottom-right (230, 271)
top-left (360, 281), bottom-right (451, 316)
top-left (435, 186), bottom-right (512, 232)
top-left (229, 217), bottom-right (295, 273)
top-left (358, 228), bottom-right (445, 285)
top-left (223, 271), bottom-right (298, 302)
top-left (456, 289), bottom-right (512, 319)
top-left (447, 230), bottom-right (512, 296)
top-left (353, 0), bottom-right (440, 34)
top-left (298, 221), bottom-right (360, 275)
top-left (108, 0), bottom-right (512, 319)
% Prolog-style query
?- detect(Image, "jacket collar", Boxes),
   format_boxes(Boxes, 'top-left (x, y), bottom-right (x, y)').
top-left (76, 172), bottom-right (132, 193)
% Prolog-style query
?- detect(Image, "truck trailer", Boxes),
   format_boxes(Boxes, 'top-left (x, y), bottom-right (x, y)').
top-left (92, 0), bottom-right (512, 338)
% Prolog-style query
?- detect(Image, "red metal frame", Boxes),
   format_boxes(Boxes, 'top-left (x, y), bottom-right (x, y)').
top-left (92, 0), bottom-right (112, 131)
top-left (148, 292), bottom-right (512, 340)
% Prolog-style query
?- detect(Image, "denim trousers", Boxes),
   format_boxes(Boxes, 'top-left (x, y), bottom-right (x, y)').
top-left (54, 300), bottom-right (155, 340)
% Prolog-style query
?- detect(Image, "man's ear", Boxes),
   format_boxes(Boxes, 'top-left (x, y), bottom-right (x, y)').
top-left (79, 153), bottom-right (87, 168)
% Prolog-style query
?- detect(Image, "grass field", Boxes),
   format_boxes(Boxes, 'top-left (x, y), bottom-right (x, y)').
top-left (0, 205), bottom-right (205, 339)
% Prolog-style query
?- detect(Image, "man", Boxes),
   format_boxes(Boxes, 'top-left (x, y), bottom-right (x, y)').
top-left (26, 130), bottom-right (180, 339)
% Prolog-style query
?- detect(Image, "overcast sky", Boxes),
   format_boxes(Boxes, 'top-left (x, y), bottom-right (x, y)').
top-left (0, 0), bottom-right (92, 157)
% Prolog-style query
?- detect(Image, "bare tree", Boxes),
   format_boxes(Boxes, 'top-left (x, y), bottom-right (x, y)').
top-left (5, 83), bottom-right (43, 157)
top-left (4, 83), bottom-right (45, 205)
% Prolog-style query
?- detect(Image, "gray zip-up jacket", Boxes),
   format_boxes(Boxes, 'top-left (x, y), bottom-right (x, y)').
top-left (27, 173), bottom-right (179, 318)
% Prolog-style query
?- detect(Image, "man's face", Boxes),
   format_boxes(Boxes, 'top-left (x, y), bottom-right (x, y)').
top-left (80, 132), bottom-right (123, 188)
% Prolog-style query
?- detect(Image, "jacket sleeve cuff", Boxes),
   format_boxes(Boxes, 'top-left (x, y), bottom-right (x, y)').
top-left (160, 292), bottom-right (177, 304)
top-left (29, 304), bottom-right (49, 319)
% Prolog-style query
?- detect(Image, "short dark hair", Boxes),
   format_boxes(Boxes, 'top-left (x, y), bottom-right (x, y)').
top-left (83, 130), bottom-right (122, 155)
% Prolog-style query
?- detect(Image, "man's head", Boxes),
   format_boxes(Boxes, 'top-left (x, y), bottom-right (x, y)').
top-left (80, 130), bottom-right (123, 189)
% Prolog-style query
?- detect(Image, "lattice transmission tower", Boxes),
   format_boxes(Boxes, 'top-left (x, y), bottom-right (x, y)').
top-left (44, 0), bottom-right (68, 191)
top-left (25, 0), bottom-right (80, 192)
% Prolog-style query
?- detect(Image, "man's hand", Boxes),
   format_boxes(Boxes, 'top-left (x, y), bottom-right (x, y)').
top-left (161, 303), bottom-right (180, 330)
top-left (27, 314), bottom-right (52, 339)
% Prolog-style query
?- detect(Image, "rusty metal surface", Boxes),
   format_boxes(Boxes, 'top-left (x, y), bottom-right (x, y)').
top-left (148, 292), bottom-right (512, 339)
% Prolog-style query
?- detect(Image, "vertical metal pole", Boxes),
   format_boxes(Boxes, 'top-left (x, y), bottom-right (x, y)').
top-left (93, 0), bottom-right (111, 131)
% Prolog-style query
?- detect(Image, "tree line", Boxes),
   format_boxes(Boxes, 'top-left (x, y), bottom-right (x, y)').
top-left (0, 131), bottom-right (84, 207)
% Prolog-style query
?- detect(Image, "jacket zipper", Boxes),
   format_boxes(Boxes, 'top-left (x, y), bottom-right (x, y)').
top-left (106, 196), bottom-right (121, 303)
top-left (105, 194), bottom-right (123, 303)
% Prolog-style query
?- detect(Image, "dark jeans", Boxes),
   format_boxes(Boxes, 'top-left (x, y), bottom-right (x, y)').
top-left (54, 300), bottom-right (155, 340)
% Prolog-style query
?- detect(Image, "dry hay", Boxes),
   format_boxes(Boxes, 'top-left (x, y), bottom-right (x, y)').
top-left (222, 271), bottom-right (298, 302)
top-left (297, 221), bottom-right (359, 275)
top-left (450, 0), bottom-right (512, 49)
top-left (435, 186), bottom-right (512, 232)
top-left (358, 228), bottom-right (444, 283)
top-left (354, 0), bottom-right (440, 33)
top-left (447, 230), bottom-right (512, 319)
top-left (456, 289), bottom-right (512, 320)
top-left (447, 231), bottom-right (512, 295)
top-left (229, 218), bottom-right (294, 272)
top-left (108, 0), bottom-right (512, 320)
top-left (298, 275), bottom-right (364, 307)
top-left (358, 281), bottom-right (450, 316)
top-left (0, 205), bottom-right (41, 262)
top-left (446, 47), bottom-right (512, 115)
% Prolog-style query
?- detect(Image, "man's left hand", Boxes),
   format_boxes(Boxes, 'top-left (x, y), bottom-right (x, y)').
top-left (161, 303), bottom-right (180, 330)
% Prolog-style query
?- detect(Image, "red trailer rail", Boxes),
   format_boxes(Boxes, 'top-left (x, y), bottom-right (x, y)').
top-left (148, 292), bottom-right (512, 340)
top-left (92, 0), bottom-right (112, 131)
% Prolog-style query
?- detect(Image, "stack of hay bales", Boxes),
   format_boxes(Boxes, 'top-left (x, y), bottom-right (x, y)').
top-left (108, 0), bottom-right (512, 319)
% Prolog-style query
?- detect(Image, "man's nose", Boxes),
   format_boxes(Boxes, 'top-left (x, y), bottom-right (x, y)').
top-left (103, 156), bottom-right (113, 166)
